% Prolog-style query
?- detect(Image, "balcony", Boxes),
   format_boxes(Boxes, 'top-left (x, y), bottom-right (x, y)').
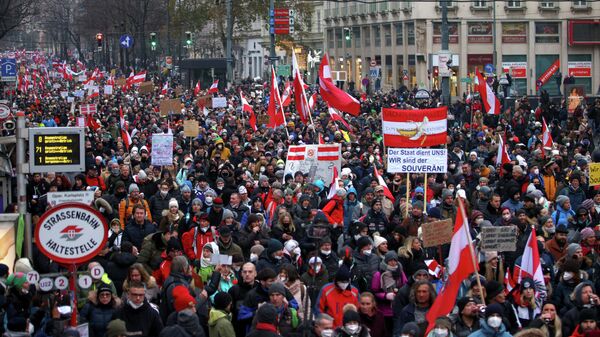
top-left (505, 1), bottom-right (526, 13)
top-left (571, 0), bottom-right (591, 12)
top-left (538, 1), bottom-right (559, 12)
top-left (436, 1), bottom-right (458, 13)
top-left (470, 1), bottom-right (491, 12)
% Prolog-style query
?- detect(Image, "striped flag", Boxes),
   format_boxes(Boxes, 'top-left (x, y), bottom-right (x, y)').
top-left (208, 79), bottom-right (219, 94)
top-left (382, 107), bottom-right (447, 148)
top-left (240, 91), bottom-right (257, 131)
top-left (373, 166), bottom-right (395, 203)
top-left (475, 69), bottom-right (501, 115)
top-left (317, 145), bottom-right (340, 161)
top-left (287, 146), bottom-right (306, 161)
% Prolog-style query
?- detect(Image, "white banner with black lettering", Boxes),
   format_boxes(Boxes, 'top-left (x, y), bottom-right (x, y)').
top-left (387, 148), bottom-right (447, 173)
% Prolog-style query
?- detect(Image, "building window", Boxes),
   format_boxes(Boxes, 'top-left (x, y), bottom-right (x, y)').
top-left (373, 25), bottom-right (381, 47)
top-left (345, 28), bottom-right (351, 48)
top-left (535, 54), bottom-right (560, 95)
top-left (473, 1), bottom-right (487, 8)
top-left (540, 1), bottom-right (555, 8)
top-left (380, 2), bottom-right (388, 11)
top-left (396, 55), bottom-right (405, 84)
top-left (407, 22), bottom-right (415, 45)
top-left (385, 55), bottom-right (393, 85)
top-left (438, 1), bottom-right (454, 7)
top-left (327, 29), bottom-right (334, 49)
top-left (535, 22), bottom-right (560, 43)
top-left (395, 23), bottom-right (403, 46)
top-left (336, 28), bottom-right (343, 48)
top-left (363, 26), bottom-right (370, 47)
top-left (353, 27), bottom-right (361, 48)
top-left (502, 55), bottom-right (527, 96)
top-left (383, 24), bottom-right (392, 47)
top-left (317, 11), bottom-right (321, 33)
top-left (573, 0), bottom-right (588, 6)
top-left (567, 54), bottom-right (592, 94)
top-left (507, 1), bottom-right (522, 8)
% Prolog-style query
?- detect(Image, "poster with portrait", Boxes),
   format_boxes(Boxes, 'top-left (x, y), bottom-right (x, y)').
top-left (565, 84), bottom-right (586, 113)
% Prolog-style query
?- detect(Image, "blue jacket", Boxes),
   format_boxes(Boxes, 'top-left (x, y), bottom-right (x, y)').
top-left (550, 204), bottom-right (575, 227)
top-left (467, 320), bottom-right (512, 337)
top-left (122, 219), bottom-right (157, 250)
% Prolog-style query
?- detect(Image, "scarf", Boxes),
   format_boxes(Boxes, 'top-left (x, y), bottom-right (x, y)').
top-left (256, 323), bottom-right (278, 333)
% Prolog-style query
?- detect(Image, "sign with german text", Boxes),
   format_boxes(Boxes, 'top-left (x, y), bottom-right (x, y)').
top-left (29, 127), bottom-right (85, 173)
top-left (421, 219), bottom-right (454, 248)
top-left (387, 148), bottom-right (448, 173)
top-left (589, 163), bottom-right (600, 186)
top-left (151, 134), bottom-right (174, 166)
top-left (481, 226), bottom-right (517, 252)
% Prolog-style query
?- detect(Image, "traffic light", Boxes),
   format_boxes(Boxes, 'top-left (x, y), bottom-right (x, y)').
top-left (344, 28), bottom-right (351, 41)
top-left (96, 33), bottom-right (103, 47)
top-left (185, 31), bottom-right (192, 46)
top-left (150, 32), bottom-right (157, 48)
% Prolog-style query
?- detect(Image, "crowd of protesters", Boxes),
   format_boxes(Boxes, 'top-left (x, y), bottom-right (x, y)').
top-left (0, 56), bottom-right (599, 337)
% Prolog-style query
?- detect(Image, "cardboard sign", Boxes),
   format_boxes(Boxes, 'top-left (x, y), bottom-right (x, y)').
top-left (481, 226), bottom-right (517, 252)
top-left (212, 97), bottom-right (227, 108)
top-left (589, 163), bottom-right (600, 186)
top-left (115, 78), bottom-right (127, 87)
top-left (421, 219), bottom-right (454, 248)
top-left (197, 95), bottom-right (212, 107)
top-left (138, 81), bottom-right (154, 94)
top-left (183, 120), bottom-right (199, 138)
top-left (175, 87), bottom-right (183, 97)
top-left (160, 98), bottom-right (181, 116)
top-left (151, 134), bottom-right (174, 166)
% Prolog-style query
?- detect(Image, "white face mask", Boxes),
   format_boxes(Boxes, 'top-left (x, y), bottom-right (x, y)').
top-left (433, 328), bottom-right (449, 337)
top-left (563, 271), bottom-right (574, 281)
top-left (502, 214), bottom-right (511, 221)
top-left (362, 250), bottom-right (371, 256)
top-left (533, 169), bottom-right (540, 175)
top-left (487, 316), bottom-right (502, 328)
top-left (475, 218), bottom-right (484, 225)
top-left (129, 299), bottom-right (144, 309)
top-left (293, 247), bottom-right (301, 256)
top-left (321, 329), bottom-right (334, 337)
top-left (345, 323), bottom-right (360, 334)
top-left (354, 234), bottom-right (362, 241)
top-left (205, 196), bottom-right (213, 204)
top-left (274, 255), bottom-right (282, 260)
top-left (279, 276), bottom-right (287, 283)
top-left (320, 249), bottom-right (331, 256)
top-left (250, 253), bottom-right (258, 262)
top-left (314, 265), bottom-right (322, 273)
top-left (337, 282), bottom-right (349, 290)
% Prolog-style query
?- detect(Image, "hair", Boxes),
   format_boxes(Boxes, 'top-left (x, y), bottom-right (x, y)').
top-left (409, 280), bottom-right (437, 307)
top-left (132, 204), bottom-right (145, 213)
top-left (360, 292), bottom-right (377, 308)
top-left (539, 302), bottom-right (562, 337)
top-left (315, 313), bottom-right (334, 327)
top-left (128, 281), bottom-right (145, 290)
top-left (128, 263), bottom-right (150, 283)
top-left (171, 255), bottom-right (189, 275)
top-left (280, 264), bottom-right (300, 283)
top-left (342, 303), bottom-right (357, 313)
top-left (398, 236), bottom-right (418, 259)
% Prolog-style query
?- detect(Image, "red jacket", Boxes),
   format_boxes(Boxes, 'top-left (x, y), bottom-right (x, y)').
top-left (85, 175), bottom-right (106, 191)
top-left (317, 282), bottom-right (359, 327)
top-left (181, 227), bottom-right (214, 261)
top-left (153, 252), bottom-right (172, 287)
top-left (322, 196), bottom-right (344, 227)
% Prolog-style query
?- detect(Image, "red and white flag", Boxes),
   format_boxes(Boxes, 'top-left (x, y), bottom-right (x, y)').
top-left (319, 54), bottom-right (360, 116)
top-left (542, 117), bottom-right (553, 150)
top-left (425, 199), bottom-right (477, 335)
top-left (327, 167), bottom-right (340, 200)
top-left (287, 146), bottom-right (306, 161)
top-left (317, 145), bottom-right (340, 161)
top-left (504, 266), bottom-right (517, 294)
top-left (475, 69), bottom-right (501, 115)
top-left (425, 259), bottom-right (443, 279)
top-left (519, 229), bottom-right (546, 299)
top-left (495, 135), bottom-right (511, 167)
top-left (80, 104), bottom-right (97, 115)
top-left (127, 71), bottom-right (146, 85)
top-left (381, 107), bottom-right (447, 148)
top-left (240, 91), bottom-right (257, 131)
top-left (87, 86), bottom-right (99, 99)
top-left (267, 66), bottom-right (285, 129)
top-left (106, 75), bottom-right (115, 86)
top-left (318, 133), bottom-right (325, 144)
top-left (161, 81), bottom-right (169, 95)
top-left (193, 81), bottom-right (201, 96)
top-left (308, 93), bottom-right (317, 110)
top-left (76, 60), bottom-right (85, 72)
top-left (119, 106), bottom-right (131, 149)
top-left (281, 82), bottom-right (292, 107)
top-left (373, 166), bottom-right (396, 203)
top-left (208, 79), bottom-right (219, 94)
top-left (328, 105), bottom-right (350, 129)
top-left (292, 51), bottom-right (312, 124)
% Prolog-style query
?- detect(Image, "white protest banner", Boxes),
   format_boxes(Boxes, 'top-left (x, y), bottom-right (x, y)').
top-left (78, 75), bottom-right (87, 82)
top-left (76, 117), bottom-right (85, 127)
top-left (74, 90), bottom-right (84, 98)
top-left (52, 83), bottom-right (62, 89)
top-left (212, 97), bottom-right (227, 108)
top-left (104, 85), bottom-right (113, 95)
top-left (67, 97), bottom-right (75, 103)
top-left (387, 148), bottom-right (447, 173)
top-left (60, 91), bottom-right (68, 98)
top-left (47, 191), bottom-right (94, 207)
top-left (284, 144), bottom-right (341, 184)
top-left (151, 134), bottom-right (174, 166)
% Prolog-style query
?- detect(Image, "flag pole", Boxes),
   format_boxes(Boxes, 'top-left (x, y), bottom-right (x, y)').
top-left (458, 197), bottom-right (486, 306)
top-left (423, 173), bottom-right (428, 215)
top-left (405, 173), bottom-right (410, 218)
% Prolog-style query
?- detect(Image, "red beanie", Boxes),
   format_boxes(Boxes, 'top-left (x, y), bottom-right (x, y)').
top-left (172, 285), bottom-right (196, 312)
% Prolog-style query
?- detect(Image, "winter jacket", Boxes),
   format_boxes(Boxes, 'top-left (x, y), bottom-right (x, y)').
top-left (359, 310), bottom-right (388, 337)
top-left (123, 219), bottom-right (157, 250)
top-left (467, 320), bottom-right (512, 337)
top-left (181, 226), bottom-right (215, 261)
top-left (137, 232), bottom-right (168, 274)
top-left (237, 226), bottom-right (270, 255)
top-left (395, 303), bottom-right (430, 335)
top-left (562, 281), bottom-right (600, 337)
top-left (112, 300), bottom-right (164, 337)
top-left (558, 185), bottom-right (587, 211)
top-left (208, 309), bottom-right (235, 337)
top-left (315, 283), bottom-right (359, 328)
top-left (363, 208), bottom-right (390, 236)
top-left (239, 284), bottom-right (299, 322)
top-left (106, 251), bottom-right (137, 296)
top-left (319, 251), bottom-right (340, 282)
top-left (119, 197), bottom-right (152, 225)
top-left (80, 298), bottom-right (120, 337)
top-left (322, 196), bottom-right (345, 227)
top-left (256, 250), bottom-right (285, 273)
top-left (301, 269), bottom-right (330, 305)
top-left (216, 237), bottom-right (243, 259)
top-left (149, 191), bottom-right (174, 224)
top-left (351, 251), bottom-right (381, 292)
top-left (343, 188), bottom-right (360, 228)
top-left (371, 269), bottom-right (408, 317)
top-left (159, 272), bottom-right (196, 323)
top-left (551, 204), bottom-right (576, 228)
top-left (453, 316), bottom-right (481, 337)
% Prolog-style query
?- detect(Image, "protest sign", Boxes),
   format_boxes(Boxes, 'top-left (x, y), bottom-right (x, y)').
top-left (159, 99), bottom-right (180, 116)
top-left (151, 134), bottom-right (173, 166)
top-left (387, 148), bottom-right (448, 173)
top-left (210, 254), bottom-right (232, 266)
top-left (115, 78), bottom-right (127, 87)
top-left (74, 90), bottom-right (84, 98)
top-left (421, 219), bottom-right (454, 247)
top-left (138, 81), bottom-right (154, 94)
top-left (590, 163), bottom-right (600, 186)
top-left (197, 95), bottom-right (212, 107)
top-left (212, 97), bottom-right (227, 108)
top-left (103, 85), bottom-right (113, 95)
top-left (47, 191), bottom-right (94, 207)
top-left (183, 120), bottom-right (199, 138)
top-left (284, 144), bottom-right (341, 184)
top-left (481, 226), bottom-right (517, 252)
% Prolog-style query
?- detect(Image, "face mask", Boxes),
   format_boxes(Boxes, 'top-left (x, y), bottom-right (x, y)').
top-left (293, 247), bottom-right (301, 256)
top-left (274, 255), bottom-right (282, 260)
top-left (487, 316), bottom-right (502, 328)
top-left (205, 196), bottom-right (213, 204)
top-left (250, 253), bottom-right (258, 262)
top-left (320, 249), bottom-right (331, 256)
top-left (563, 271), bottom-right (574, 281)
top-left (449, 164), bottom-right (456, 169)
top-left (322, 329), bottom-right (334, 337)
top-left (387, 265), bottom-right (398, 272)
top-left (475, 218), bottom-right (484, 225)
top-left (129, 300), bottom-right (144, 309)
top-left (279, 276), bottom-right (287, 283)
top-left (111, 168), bottom-right (120, 176)
top-left (337, 282), bottom-right (349, 290)
top-left (160, 190), bottom-right (168, 197)
top-left (345, 323), bottom-right (360, 334)
top-left (260, 166), bottom-right (266, 173)
top-left (433, 328), bottom-right (449, 337)
top-left (354, 234), bottom-right (362, 241)
top-left (314, 265), bottom-right (322, 273)
top-left (233, 265), bottom-right (241, 272)
top-left (533, 169), bottom-right (539, 175)
top-left (448, 188), bottom-right (455, 193)
top-left (546, 225), bottom-right (556, 234)
top-left (200, 226), bottom-right (209, 233)
top-left (502, 214), bottom-right (511, 221)
top-left (362, 250), bottom-right (372, 256)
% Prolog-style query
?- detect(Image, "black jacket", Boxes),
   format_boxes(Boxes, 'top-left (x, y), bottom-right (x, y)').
top-left (106, 251), bottom-right (137, 296)
top-left (112, 300), bottom-right (164, 337)
top-left (123, 219), bottom-right (157, 250)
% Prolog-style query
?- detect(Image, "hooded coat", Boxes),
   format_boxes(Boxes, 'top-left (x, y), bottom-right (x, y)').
top-left (208, 309), bottom-right (235, 337)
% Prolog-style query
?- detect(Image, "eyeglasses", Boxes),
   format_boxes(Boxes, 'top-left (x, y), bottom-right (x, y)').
top-left (129, 292), bottom-right (145, 298)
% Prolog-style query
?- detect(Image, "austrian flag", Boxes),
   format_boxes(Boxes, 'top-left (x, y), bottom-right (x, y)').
top-left (317, 145), bottom-right (340, 161)
top-left (381, 107), bottom-right (448, 148)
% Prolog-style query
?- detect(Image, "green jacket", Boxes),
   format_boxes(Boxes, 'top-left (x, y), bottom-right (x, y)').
top-left (137, 232), bottom-right (167, 274)
top-left (208, 309), bottom-right (235, 337)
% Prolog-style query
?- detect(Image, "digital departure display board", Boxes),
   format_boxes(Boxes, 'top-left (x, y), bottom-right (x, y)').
top-left (29, 127), bottom-right (85, 173)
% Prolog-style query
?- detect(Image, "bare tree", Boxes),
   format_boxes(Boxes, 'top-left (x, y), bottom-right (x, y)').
top-left (0, 0), bottom-right (37, 41)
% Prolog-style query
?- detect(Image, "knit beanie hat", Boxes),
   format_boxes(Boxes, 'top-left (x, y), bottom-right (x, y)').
top-left (268, 282), bottom-right (286, 296)
top-left (169, 198), bottom-right (179, 209)
top-left (106, 319), bottom-right (128, 337)
top-left (267, 239), bottom-right (284, 255)
top-left (567, 243), bottom-right (582, 258)
top-left (128, 183), bottom-right (139, 194)
top-left (256, 303), bottom-right (278, 324)
top-left (485, 303), bottom-right (504, 319)
top-left (335, 265), bottom-right (352, 282)
top-left (555, 195), bottom-right (569, 209)
top-left (172, 285), bottom-right (196, 312)
top-left (373, 235), bottom-right (387, 248)
top-left (581, 228), bottom-right (595, 240)
top-left (485, 280), bottom-right (504, 301)
top-left (356, 236), bottom-right (372, 250)
top-left (6, 272), bottom-right (27, 289)
top-left (213, 292), bottom-right (232, 311)
top-left (457, 297), bottom-right (477, 313)
top-left (342, 309), bottom-right (361, 324)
